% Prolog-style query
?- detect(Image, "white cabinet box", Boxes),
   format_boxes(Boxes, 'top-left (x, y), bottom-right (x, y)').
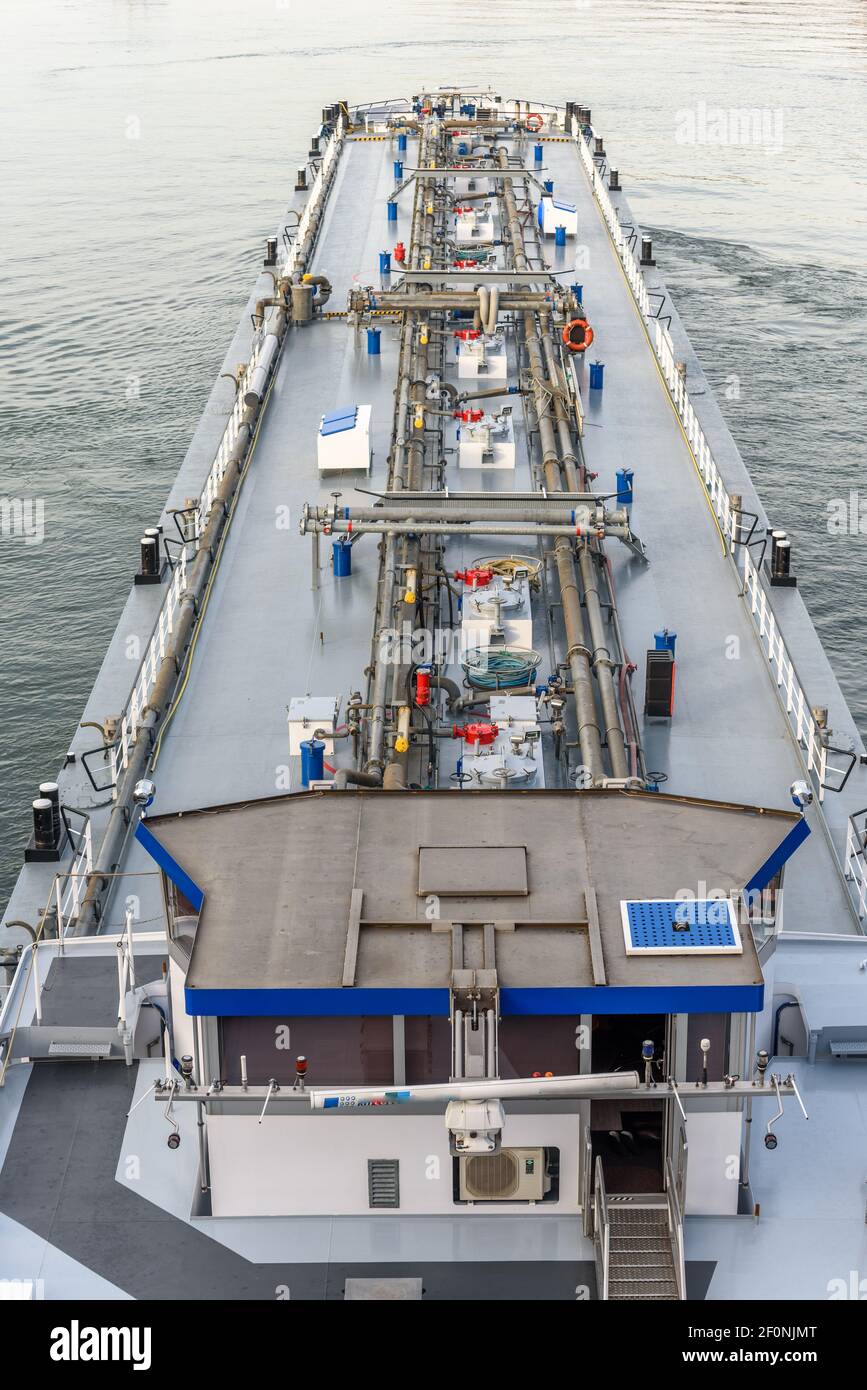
top-left (317, 404), bottom-right (372, 473)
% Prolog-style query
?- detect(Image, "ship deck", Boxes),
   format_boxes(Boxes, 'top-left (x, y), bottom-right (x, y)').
top-left (2, 97), bottom-right (866, 1300)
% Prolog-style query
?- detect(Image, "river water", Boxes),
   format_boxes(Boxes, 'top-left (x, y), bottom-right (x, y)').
top-left (1, 0), bottom-right (865, 904)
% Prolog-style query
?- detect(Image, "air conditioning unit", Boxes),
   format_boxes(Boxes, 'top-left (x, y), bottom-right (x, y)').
top-left (459, 1147), bottom-right (549, 1202)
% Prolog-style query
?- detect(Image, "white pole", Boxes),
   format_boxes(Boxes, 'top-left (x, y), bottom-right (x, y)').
top-left (116, 944), bottom-right (127, 1030)
top-left (163, 1016), bottom-right (173, 1083)
top-left (31, 945), bottom-right (42, 1025)
top-left (55, 877), bottom-right (64, 955)
top-left (309, 1069), bottom-right (641, 1110)
top-left (125, 907), bottom-right (136, 990)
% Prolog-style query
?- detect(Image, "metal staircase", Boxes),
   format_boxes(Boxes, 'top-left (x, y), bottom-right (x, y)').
top-left (585, 1129), bottom-right (687, 1301)
top-left (606, 1196), bottom-right (680, 1300)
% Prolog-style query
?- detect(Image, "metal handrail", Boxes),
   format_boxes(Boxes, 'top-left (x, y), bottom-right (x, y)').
top-left (0, 878), bottom-right (162, 1088)
top-left (53, 811), bottom-right (93, 940)
top-left (844, 808), bottom-right (867, 920)
top-left (103, 116), bottom-right (349, 801)
top-left (581, 1127), bottom-right (594, 1238)
top-left (107, 541), bottom-right (189, 794)
top-left (572, 114), bottom-right (845, 806)
top-left (593, 1156), bottom-right (610, 1300)
top-left (572, 111), bottom-right (867, 927)
top-left (665, 1156), bottom-right (687, 1300)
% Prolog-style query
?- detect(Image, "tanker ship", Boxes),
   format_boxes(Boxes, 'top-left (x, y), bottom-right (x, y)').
top-left (1, 89), bottom-right (865, 1303)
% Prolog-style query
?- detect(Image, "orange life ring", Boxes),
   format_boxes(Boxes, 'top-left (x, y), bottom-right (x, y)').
top-left (563, 318), bottom-right (594, 353)
top-left (525, 112), bottom-right (544, 132)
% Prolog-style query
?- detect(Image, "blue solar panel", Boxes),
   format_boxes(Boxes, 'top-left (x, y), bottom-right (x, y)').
top-left (623, 899), bottom-right (739, 952)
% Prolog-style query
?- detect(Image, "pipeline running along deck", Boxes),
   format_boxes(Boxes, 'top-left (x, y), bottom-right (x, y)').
top-left (1, 91), bottom-right (866, 1304)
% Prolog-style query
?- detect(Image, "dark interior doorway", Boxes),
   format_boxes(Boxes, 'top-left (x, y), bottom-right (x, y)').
top-left (590, 1014), bottom-right (666, 1194)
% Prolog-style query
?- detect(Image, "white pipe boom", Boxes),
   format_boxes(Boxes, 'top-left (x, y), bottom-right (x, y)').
top-left (309, 1070), bottom-right (641, 1110)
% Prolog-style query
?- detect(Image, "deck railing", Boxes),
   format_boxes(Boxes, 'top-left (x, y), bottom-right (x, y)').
top-left (194, 351), bottom-right (261, 541)
top-left (592, 1156), bottom-right (610, 1300)
top-left (844, 809), bottom-right (867, 922)
top-left (574, 119), bottom-right (838, 806)
top-left (53, 812), bottom-right (94, 940)
top-left (108, 541), bottom-right (189, 793)
top-left (278, 115), bottom-right (345, 282)
top-left (103, 123), bottom-right (350, 798)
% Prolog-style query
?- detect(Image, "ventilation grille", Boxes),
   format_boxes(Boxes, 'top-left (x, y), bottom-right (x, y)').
top-left (464, 1151), bottom-right (520, 1200)
top-left (368, 1159), bottom-right (400, 1209)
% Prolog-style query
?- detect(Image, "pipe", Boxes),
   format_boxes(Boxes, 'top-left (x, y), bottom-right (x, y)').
top-left (309, 520), bottom-right (627, 539)
top-left (452, 684), bottom-right (537, 712)
top-left (497, 147), bottom-right (610, 783)
top-left (539, 331), bottom-right (628, 778)
top-left (309, 502), bottom-right (612, 524)
top-left (302, 274), bottom-right (332, 308)
top-left (429, 675), bottom-right (462, 708)
top-left (310, 1069), bottom-right (642, 1108)
top-left (374, 292), bottom-right (552, 311)
top-left (383, 761), bottom-right (408, 789)
top-left (333, 769), bottom-right (382, 789)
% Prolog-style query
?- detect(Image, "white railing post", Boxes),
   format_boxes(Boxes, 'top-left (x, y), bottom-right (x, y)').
top-left (31, 945), bottom-right (42, 1025)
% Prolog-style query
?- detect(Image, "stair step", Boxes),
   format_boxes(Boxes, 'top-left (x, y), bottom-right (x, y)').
top-left (611, 1239), bottom-right (670, 1249)
top-left (610, 1262), bottom-right (675, 1275)
top-left (609, 1217), bottom-right (668, 1230)
top-left (609, 1287), bottom-right (679, 1301)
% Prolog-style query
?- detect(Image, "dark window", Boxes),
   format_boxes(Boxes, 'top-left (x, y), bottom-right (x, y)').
top-left (685, 1013), bottom-right (730, 1082)
top-left (405, 1015), bottom-right (452, 1083)
top-left (498, 1017), bottom-right (582, 1079)
top-left (219, 1016), bottom-right (393, 1086)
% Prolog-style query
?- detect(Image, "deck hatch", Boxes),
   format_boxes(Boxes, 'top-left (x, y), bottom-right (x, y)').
top-left (417, 845), bottom-right (528, 897)
top-left (621, 898), bottom-right (742, 956)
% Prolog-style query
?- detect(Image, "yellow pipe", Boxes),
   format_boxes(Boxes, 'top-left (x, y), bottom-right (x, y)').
top-left (394, 705), bottom-right (411, 753)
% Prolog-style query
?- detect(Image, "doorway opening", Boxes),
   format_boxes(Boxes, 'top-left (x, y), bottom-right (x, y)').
top-left (589, 1013), bottom-right (666, 1194)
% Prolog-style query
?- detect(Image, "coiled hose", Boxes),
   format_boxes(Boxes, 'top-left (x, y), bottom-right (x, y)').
top-left (462, 645), bottom-right (541, 690)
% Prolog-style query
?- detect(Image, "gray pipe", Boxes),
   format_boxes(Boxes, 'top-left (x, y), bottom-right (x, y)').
top-left (539, 332), bottom-right (629, 779)
top-left (333, 768), bottom-right (382, 790)
top-left (496, 148), bottom-right (604, 782)
top-left (428, 675), bottom-right (462, 708)
top-left (309, 520), bottom-right (628, 539)
top-left (313, 503), bottom-right (602, 523)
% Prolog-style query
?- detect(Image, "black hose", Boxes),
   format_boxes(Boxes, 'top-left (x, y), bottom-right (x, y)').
top-left (772, 998), bottom-right (800, 1056)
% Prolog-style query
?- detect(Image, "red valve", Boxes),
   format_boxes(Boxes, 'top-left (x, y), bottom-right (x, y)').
top-left (453, 328), bottom-right (481, 340)
top-left (393, 241), bottom-right (406, 264)
top-left (415, 668), bottom-right (431, 707)
top-left (453, 722), bottom-right (499, 746)
top-left (452, 259), bottom-right (479, 268)
top-left (454, 566), bottom-right (493, 587)
top-left (453, 408), bottom-right (485, 423)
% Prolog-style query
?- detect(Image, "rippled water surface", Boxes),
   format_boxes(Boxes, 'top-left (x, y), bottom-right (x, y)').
top-left (1, 0), bottom-right (866, 903)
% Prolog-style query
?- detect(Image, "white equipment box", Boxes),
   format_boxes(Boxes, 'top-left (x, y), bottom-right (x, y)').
top-left (454, 209), bottom-right (495, 246)
top-left (288, 695), bottom-right (340, 755)
top-left (460, 571), bottom-right (533, 653)
top-left (460, 695), bottom-right (544, 789)
top-left (454, 174), bottom-right (494, 198)
top-left (317, 404), bottom-right (372, 473)
top-left (537, 196), bottom-right (578, 238)
top-left (455, 332), bottom-right (508, 382)
top-left (457, 410), bottom-right (516, 471)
